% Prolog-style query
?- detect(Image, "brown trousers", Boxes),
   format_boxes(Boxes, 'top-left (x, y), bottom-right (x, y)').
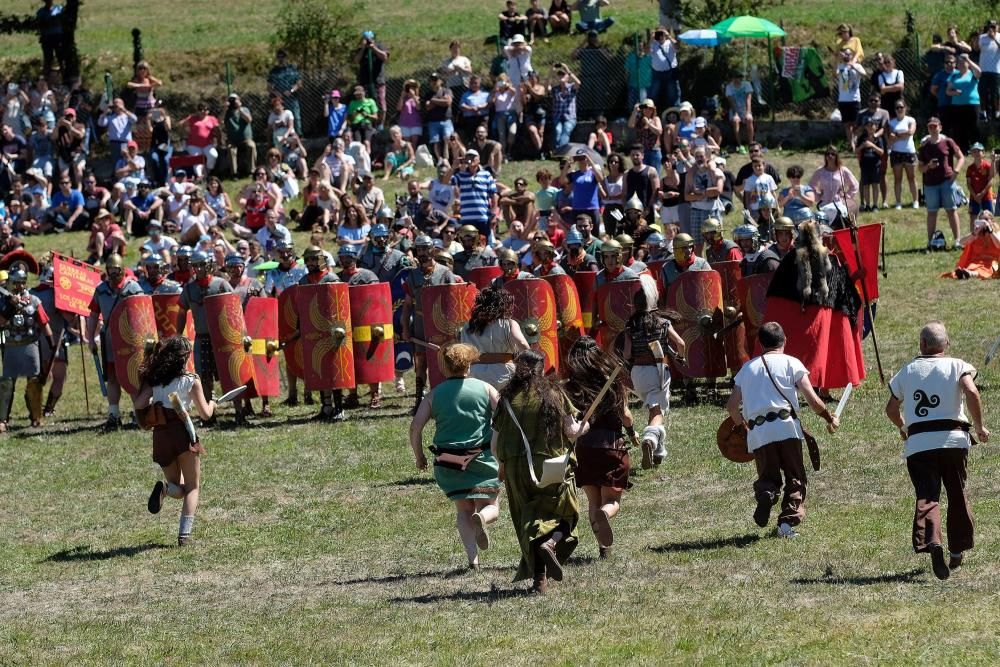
top-left (906, 448), bottom-right (974, 554)
top-left (753, 438), bottom-right (807, 527)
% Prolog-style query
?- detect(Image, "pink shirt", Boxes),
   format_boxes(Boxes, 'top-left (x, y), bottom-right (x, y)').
top-left (399, 97), bottom-right (421, 129)
top-left (185, 114), bottom-right (219, 148)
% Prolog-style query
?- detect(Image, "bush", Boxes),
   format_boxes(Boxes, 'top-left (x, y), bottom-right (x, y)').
top-left (270, 0), bottom-right (361, 72)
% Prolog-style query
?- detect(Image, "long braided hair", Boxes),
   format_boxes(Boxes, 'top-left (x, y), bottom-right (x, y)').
top-left (563, 336), bottom-right (626, 421)
top-left (498, 349), bottom-right (566, 442)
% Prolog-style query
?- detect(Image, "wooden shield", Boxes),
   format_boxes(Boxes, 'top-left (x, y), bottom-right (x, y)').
top-left (666, 270), bottom-right (726, 378)
top-left (596, 279), bottom-right (642, 352)
top-left (714, 260), bottom-right (749, 372)
top-left (737, 272), bottom-right (773, 356)
top-left (421, 283), bottom-right (477, 388)
top-left (109, 294), bottom-right (158, 397)
top-left (244, 296), bottom-right (281, 397)
top-left (205, 292), bottom-right (255, 394)
top-left (278, 285), bottom-right (304, 379)
top-left (349, 282), bottom-right (395, 385)
top-left (390, 268), bottom-right (413, 372)
top-left (466, 266), bottom-right (503, 290)
top-left (717, 415), bottom-right (753, 463)
top-left (295, 282), bottom-right (355, 391)
top-left (151, 292), bottom-right (194, 371)
top-left (571, 271), bottom-right (598, 332)
top-left (504, 279), bottom-right (559, 374)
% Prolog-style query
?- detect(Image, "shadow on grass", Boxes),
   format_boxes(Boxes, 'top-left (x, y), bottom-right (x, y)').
top-left (390, 584), bottom-right (534, 604)
top-left (791, 568), bottom-right (926, 586)
top-left (42, 542), bottom-right (171, 563)
top-left (337, 564), bottom-right (513, 585)
top-left (649, 533), bottom-right (761, 553)
top-left (379, 476), bottom-right (435, 487)
top-left (349, 409), bottom-right (413, 422)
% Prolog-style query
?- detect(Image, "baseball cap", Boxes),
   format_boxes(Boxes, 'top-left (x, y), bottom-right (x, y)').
top-left (127, 140), bottom-right (138, 149)
top-left (465, 149), bottom-right (479, 158)
top-left (694, 117), bottom-right (707, 128)
top-left (362, 30), bottom-right (375, 40)
top-left (64, 107), bottom-right (76, 117)
top-left (971, 142), bottom-right (985, 151)
top-left (330, 89), bottom-right (341, 98)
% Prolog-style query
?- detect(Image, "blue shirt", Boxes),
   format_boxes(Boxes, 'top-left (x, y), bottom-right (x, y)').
top-left (460, 90), bottom-right (490, 118)
top-left (570, 168), bottom-right (600, 210)
top-left (451, 169), bottom-right (497, 223)
top-left (327, 104), bottom-right (347, 137)
top-left (50, 188), bottom-right (84, 212)
top-left (947, 70), bottom-right (980, 105)
top-left (130, 193), bottom-right (157, 212)
top-left (932, 70), bottom-right (952, 107)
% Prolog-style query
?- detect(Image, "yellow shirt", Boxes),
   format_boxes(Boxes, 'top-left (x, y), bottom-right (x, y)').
top-left (836, 36), bottom-right (865, 62)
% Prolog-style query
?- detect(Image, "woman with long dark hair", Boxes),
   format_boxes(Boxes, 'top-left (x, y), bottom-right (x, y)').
top-left (491, 350), bottom-right (587, 593)
top-left (459, 286), bottom-right (530, 388)
top-left (564, 336), bottom-right (633, 558)
top-left (133, 336), bottom-right (217, 546)
top-left (409, 343), bottom-right (501, 569)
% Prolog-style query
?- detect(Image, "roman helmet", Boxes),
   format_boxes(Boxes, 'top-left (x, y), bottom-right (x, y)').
top-left (224, 253), bottom-right (246, 268)
top-left (615, 233), bottom-right (635, 255)
top-left (337, 244), bottom-right (360, 260)
top-left (773, 216), bottom-right (795, 232)
top-left (565, 228), bottom-right (584, 247)
top-left (370, 223), bottom-right (390, 239)
top-left (497, 247), bottom-right (519, 265)
top-left (303, 245), bottom-right (328, 269)
top-left (625, 193), bottom-right (643, 213)
top-left (733, 222), bottom-right (760, 253)
top-left (600, 239), bottom-right (623, 256)
top-left (702, 217), bottom-right (723, 244)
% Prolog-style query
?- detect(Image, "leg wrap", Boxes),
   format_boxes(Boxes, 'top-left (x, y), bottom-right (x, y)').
top-left (26, 377), bottom-right (44, 422)
top-left (0, 378), bottom-right (15, 423)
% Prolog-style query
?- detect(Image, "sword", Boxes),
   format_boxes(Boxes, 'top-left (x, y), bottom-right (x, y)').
top-left (833, 383), bottom-right (853, 421)
top-left (649, 340), bottom-right (667, 391)
top-left (712, 312), bottom-right (744, 340)
top-left (410, 338), bottom-right (441, 352)
top-left (985, 333), bottom-right (1000, 366)
top-left (216, 385), bottom-right (248, 404)
top-left (169, 391), bottom-right (198, 445)
top-left (92, 348), bottom-right (107, 397)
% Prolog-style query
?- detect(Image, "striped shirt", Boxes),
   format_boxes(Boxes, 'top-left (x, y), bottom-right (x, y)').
top-left (451, 169), bottom-right (497, 223)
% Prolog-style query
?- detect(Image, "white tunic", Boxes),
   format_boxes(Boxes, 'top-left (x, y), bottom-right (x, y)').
top-left (733, 353), bottom-right (807, 452)
top-left (151, 374), bottom-right (196, 413)
top-left (889, 356), bottom-right (976, 458)
top-left (459, 319), bottom-right (519, 389)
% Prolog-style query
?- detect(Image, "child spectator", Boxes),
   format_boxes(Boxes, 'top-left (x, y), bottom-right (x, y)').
top-left (855, 116), bottom-right (886, 212)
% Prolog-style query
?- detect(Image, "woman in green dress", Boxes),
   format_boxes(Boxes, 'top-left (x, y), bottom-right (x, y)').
top-left (409, 343), bottom-right (501, 569)
top-left (491, 349), bottom-right (588, 594)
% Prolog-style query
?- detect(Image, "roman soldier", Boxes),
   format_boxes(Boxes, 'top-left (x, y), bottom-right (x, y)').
top-left (590, 239), bottom-right (640, 338)
top-left (0, 269), bottom-right (55, 431)
top-left (297, 245), bottom-right (347, 422)
top-left (176, 251), bottom-right (233, 406)
top-left (263, 240), bottom-right (307, 297)
top-left (170, 245), bottom-right (194, 285)
top-left (768, 216), bottom-right (797, 261)
top-left (560, 228), bottom-right (600, 276)
top-left (702, 218), bottom-right (743, 265)
top-left (734, 222), bottom-right (773, 276)
top-left (616, 233), bottom-right (647, 273)
top-left (659, 233), bottom-right (711, 291)
top-left (452, 224), bottom-right (498, 280)
top-left (225, 254), bottom-right (264, 307)
top-left (86, 254), bottom-right (145, 432)
top-left (532, 239), bottom-right (565, 277)
top-left (400, 235), bottom-right (460, 414)
top-left (490, 248), bottom-right (534, 290)
top-left (621, 193), bottom-right (646, 236)
top-left (138, 254), bottom-right (182, 295)
top-left (641, 232), bottom-right (669, 262)
top-left (31, 266), bottom-right (76, 418)
top-left (435, 250), bottom-right (455, 271)
top-left (337, 244), bottom-right (383, 409)
top-left (359, 223), bottom-right (410, 282)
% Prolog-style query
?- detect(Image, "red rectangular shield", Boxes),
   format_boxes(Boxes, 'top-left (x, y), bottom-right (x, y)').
top-left (832, 223), bottom-right (882, 302)
top-left (596, 280), bottom-right (642, 352)
top-left (349, 282), bottom-right (395, 385)
top-left (109, 294), bottom-right (158, 397)
top-left (571, 271), bottom-right (598, 332)
top-left (666, 270), bottom-right (727, 378)
top-left (713, 260), bottom-right (749, 371)
top-left (205, 292), bottom-right (255, 394)
top-left (466, 266), bottom-right (503, 290)
top-left (295, 282), bottom-right (355, 391)
top-left (504, 278), bottom-right (559, 374)
top-left (737, 272), bottom-right (773, 355)
top-left (278, 285), bottom-right (304, 379)
top-left (244, 296), bottom-right (281, 397)
top-left (420, 283), bottom-right (477, 388)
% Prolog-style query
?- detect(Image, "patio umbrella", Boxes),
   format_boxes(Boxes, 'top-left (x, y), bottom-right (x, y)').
top-left (678, 29), bottom-right (730, 48)
top-left (710, 15), bottom-right (785, 39)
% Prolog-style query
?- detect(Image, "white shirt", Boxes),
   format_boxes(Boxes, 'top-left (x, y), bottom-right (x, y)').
top-left (255, 223), bottom-right (292, 251)
top-left (734, 353), bottom-right (808, 452)
top-left (889, 356), bottom-right (976, 458)
top-left (980, 32), bottom-right (1000, 73)
top-left (152, 374), bottom-right (196, 413)
top-left (744, 173), bottom-right (777, 211)
top-left (649, 38), bottom-right (677, 72)
top-left (503, 46), bottom-right (533, 87)
top-left (268, 109), bottom-right (295, 145)
top-left (441, 55), bottom-right (472, 88)
top-left (836, 63), bottom-right (862, 103)
top-left (178, 209), bottom-right (212, 235)
top-left (143, 235), bottom-right (178, 256)
top-left (888, 115), bottom-right (916, 153)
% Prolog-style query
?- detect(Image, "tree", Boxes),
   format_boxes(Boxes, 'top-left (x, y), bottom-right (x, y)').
top-left (270, 0), bottom-right (360, 72)
top-left (0, 0), bottom-right (82, 80)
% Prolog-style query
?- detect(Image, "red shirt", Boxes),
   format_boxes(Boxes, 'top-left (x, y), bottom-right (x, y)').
top-left (966, 159), bottom-right (994, 199)
top-left (184, 114), bottom-right (219, 148)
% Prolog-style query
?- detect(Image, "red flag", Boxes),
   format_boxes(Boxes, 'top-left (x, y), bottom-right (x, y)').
top-left (52, 252), bottom-right (102, 317)
top-left (832, 223), bottom-right (881, 301)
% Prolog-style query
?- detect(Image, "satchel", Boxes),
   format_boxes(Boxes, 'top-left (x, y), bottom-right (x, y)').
top-left (760, 355), bottom-right (821, 472)
top-left (431, 446), bottom-right (483, 472)
top-left (135, 402), bottom-right (167, 431)
top-left (503, 398), bottom-right (569, 488)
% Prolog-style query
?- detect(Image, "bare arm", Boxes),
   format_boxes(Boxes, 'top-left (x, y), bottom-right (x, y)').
top-left (189, 377), bottom-right (217, 421)
top-left (408, 389), bottom-right (433, 470)
top-left (796, 374), bottom-right (839, 433)
top-left (960, 374), bottom-right (990, 442)
top-left (508, 319), bottom-right (532, 351)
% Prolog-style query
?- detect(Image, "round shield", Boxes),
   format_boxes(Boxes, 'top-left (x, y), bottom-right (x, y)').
top-left (717, 415), bottom-right (753, 463)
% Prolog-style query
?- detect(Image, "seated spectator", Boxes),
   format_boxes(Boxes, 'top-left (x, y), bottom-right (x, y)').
top-left (525, 0), bottom-right (548, 44)
top-left (224, 94), bottom-right (257, 178)
top-left (317, 137), bottom-right (355, 191)
top-left (338, 202), bottom-right (371, 248)
top-left (399, 180), bottom-right (424, 219)
top-left (521, 71), bottom-right (549, 157)
top-left (724, 71), bottom-right (754, 153)
top-left (445, 134), bottom-right (467, 167)
top-left (162, 182), bottom-right (191, 224)
top-left (458, 76), bottom-right (491, 141)
top-left (123, 181), bottom-right (163, 237)
top-left (142, 219), bottom-right (178, 263)
top-left (499, 1), bottom-right (528, 43)
top-left (500, 177), bottom-right (536, 224)
top-left (355, 173), bottom-right (386, 220)
top-left (311, 180), bottom-right (340, 233)
top-left (414, 198), bottom-right (450, 237)
top-left (53, 108), bottom-right (87, 184)
top-left (588, 115), bottom-right (613, 157)
top-left (114, 140), bottom-right (146, 191)
top-left (42, 174), bottom-right (85, 233)
top-left (423, 162), bottom-right (456, 214)
top-left (232, 175), bottom-right (276, 240)
top-left (204, 176), bottom-right (235, 227)
top-left (383, 126), bottom-right (415, 181)
top-left (575, 0), bottom-right (613, 34)
top-left (945, 212), bottom-right (1000, 279)
top-left (5, 199), bottom-right (30, 235)
top-left (264, 147), bottom-right (299, 200)
top-left (277, 131), bottom-right (308, 180)
top-left (105, 183), bottom-right (129, 224)
top-left (777, 165), bottom-right (817, 223)
top-left (1, 124), bottom-right (29, 176)
top-left (86, 209), bottom-right (127, 264)
top-left (255, 209), bottom-right (292, 256)
top-left (178, 101), bottom-right (220, 177)
top-left (396, 80), bottom-right (423, 152)
top-left (548, 0), bottom-right (572, 34)
top-left (324, 89), bottom-right (348, 142)
top-left (28, 117), bottom-right (54, 178)
top-left (346, 85), bottom-right (379, 153)
top-left (26, 191), bottom-right (47, 233)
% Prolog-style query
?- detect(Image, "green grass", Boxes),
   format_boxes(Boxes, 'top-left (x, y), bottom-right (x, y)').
top-left (3, 150), bottom-right (1000, 664)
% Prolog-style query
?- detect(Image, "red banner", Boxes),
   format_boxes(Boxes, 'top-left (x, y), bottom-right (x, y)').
top-left (832, 224), bottom-right (881, 301)
top-left (52, 253), bottom-right (102, 317)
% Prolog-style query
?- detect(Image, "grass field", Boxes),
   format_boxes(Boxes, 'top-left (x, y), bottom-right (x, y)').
top-left (2, 147), bottom-right (1000, 663)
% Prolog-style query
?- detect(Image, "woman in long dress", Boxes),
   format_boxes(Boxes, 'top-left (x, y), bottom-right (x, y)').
top-left (134, 336), bottom-right (217, 546)
top-left (409, 343), bottom-right (501, 569)
top-left (564, 336), bottom-right (632, 559)
top-left (459, 286), bottom-right (530, 389)
top-left (491, 350), bottom-right (587, 593)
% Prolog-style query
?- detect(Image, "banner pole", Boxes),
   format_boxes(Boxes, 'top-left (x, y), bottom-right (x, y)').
top-left (80, 315), bottom-right (91, 416)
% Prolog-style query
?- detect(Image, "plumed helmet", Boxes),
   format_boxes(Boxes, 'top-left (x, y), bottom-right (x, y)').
top-left (733, 223), bottom-right (759, 241)
top-left (565, 228), bottom-right (584, 245)
top-left (413, 234), bottom-right (434, 249)
top-left (615, 233), bottom-right (635, 249)
top-left (497, 248), bottom-right (518, 264)
top-left (600, 239), bottom-right (623, 255)
top-left (773, 216), bottom-right (796, 232)
top-left (625, 193), bottom-right (643, 212)
top-left (176, 246), bottom-right (193, 258)
top-left (224, 253), bottom-right (246, 267)
top-left (105, 254), bottom-right (125, 269)
top-left (337, 244), bottom-right (360, 258)
top-left (672, 233), bottom-right (695, 249)
top-left (370, 223), bottom-right (390, 238)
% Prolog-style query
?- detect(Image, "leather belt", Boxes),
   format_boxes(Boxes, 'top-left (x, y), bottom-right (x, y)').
top-left (906, 419), bottom-right (970, 437)
top-left (746, 409), bottom-right (793, 430)
top-left (473, 352), bottom-right (514, 365)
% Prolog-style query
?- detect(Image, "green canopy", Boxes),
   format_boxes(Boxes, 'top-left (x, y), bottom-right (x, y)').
top-left (710, 15), bottom-right (785, 39)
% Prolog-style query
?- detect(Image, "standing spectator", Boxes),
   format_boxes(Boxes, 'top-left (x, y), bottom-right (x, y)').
top-left (548, 0), bottom-right (572, 35)
top-left (834, 24), bottom-right (864, 63)
top-left (887, 100), bottom-right (919, 209)
top-left (809, 148), bottom-right (860, 218)
top-left (946, 54), bottom-right (982, 151)
top-left (856, 93), bottom-right (890, 208)
top-left (648, 27), bottom-right (679, 111)
top-left (356, 30), bottom-right (390, 129)
top-left (835, 49), bottom-right (866, 150)
top-left (396, 80), bottom-right (423, 153)
top-left (918, 117), bottom-right (965, 249)
top-left (978, 20), bottom-right (1000, 121)
top-left (469, 126), bottom-right (503, 175)
top-left (931, 55), bottom-right (957, 135)
top-left (423, 74), bottom-right (454, 163)
top-left (499, 1), bottom-right (528, 43)
top-left (525, 0), bottom-right (549, 44)
top-left (442, 42), bottom-right (473, 109)
top-left (684, 147), bottom-right (725, 252)
top-left (575, 0), bottom-right (614, 34)
top-left (223, 94), bottom-right (256, 178)
top-left (875, 55), bottom-right (905, 113)
top-left (521, 71), bottom-right (549, 158)
top-left (346, 85), bottom-right (378, 156)
top-left (724, 71), bottom-right (754, 153)
top-left (503, 35), bottom-right (534, 90)
top-left (3, 84), bottom-right (30, 139)
top-left (550, 65), bottom-right (580, 149)
top-left (323, 89), bottom-right (347, 143)
top-left (965, 142), bottom-right (994, 233)
top-left (65, 77), bottom-right (95, 154)
top-left (30, 75), bottom-right (57, 130)
top-left (36, 0), bottom-right (65, 74)
top-left (855, 117), bottom-right (886, 212)
top-left (490, 75), bottom-right (518, 158)
top-left (126, 61), bottom-right (162, 117)
top-left (560, 152), bottom-right (604, 228)
top-left (742, 157), bottom-right (778, 227)
top-left (98, 98), bottom-right (137, 158)
top-left (628, 99), bottom-right (663, 171)
top-left (178, 102), bottom-right (220, 177)
top-left (423, 162), bottom-right (457, 215)
top-left (624, 144), bottom-right (661, 224)
top-left (459, 76), bottom-right (491, 141)
top-left (28, 116), bottom-right (55, 178)
top-left (147, 101), bottom-right (173, 187)
top-left (266, 49), bottom-right (302, 135)
top-left (450, 150), bottom-right (499, 238)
